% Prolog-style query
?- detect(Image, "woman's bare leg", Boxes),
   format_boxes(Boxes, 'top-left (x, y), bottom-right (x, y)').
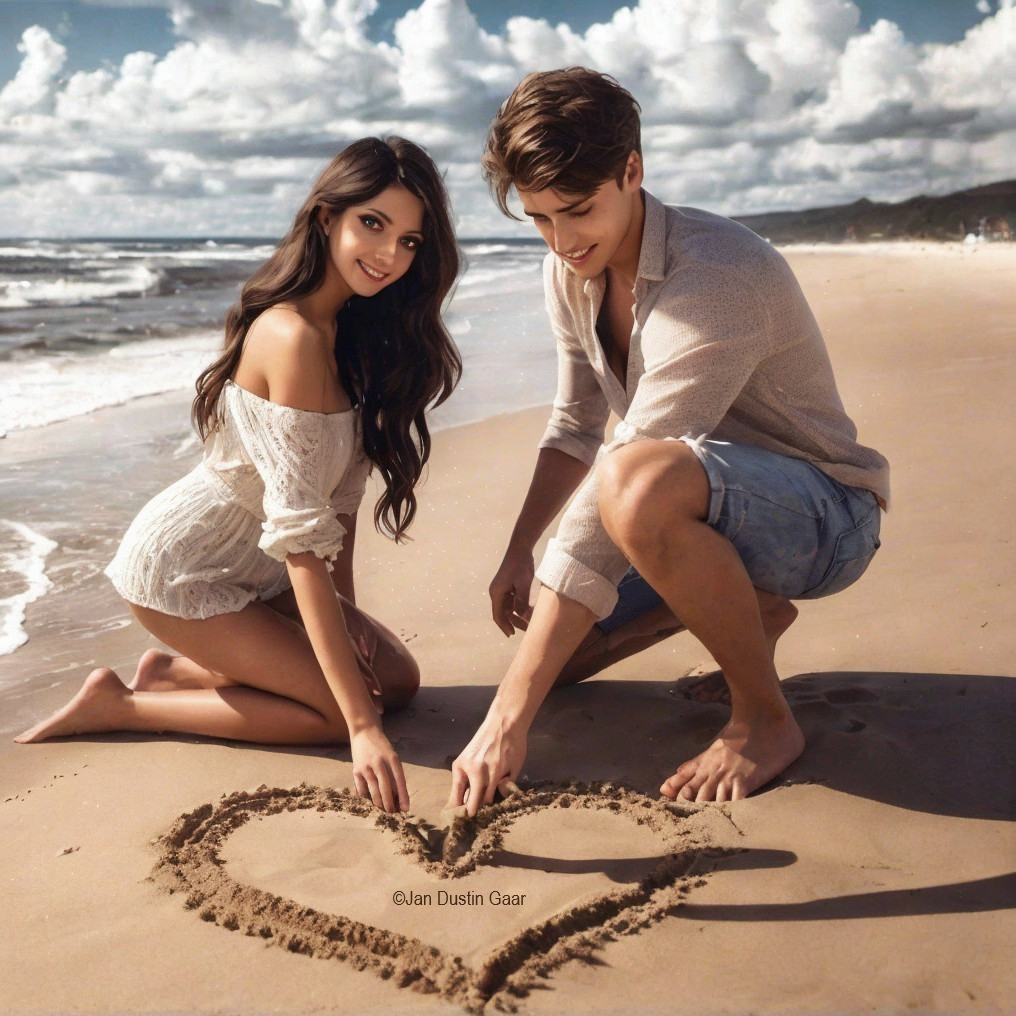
top-left (128, 592), bottom-right (419, 709)
top-left (15, 600), bottom-right (367, 745)
top-left (16, 666), bottom-right (335, 744)
top-left (331, 595), bottom-right (420, 711)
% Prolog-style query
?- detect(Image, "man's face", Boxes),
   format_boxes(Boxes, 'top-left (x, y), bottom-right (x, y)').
top-left (516, 152), bottom-right (644, 280)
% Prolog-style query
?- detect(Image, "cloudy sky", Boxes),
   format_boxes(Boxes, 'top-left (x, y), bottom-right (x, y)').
top-left (0, 0), bottom-right (1012, 238)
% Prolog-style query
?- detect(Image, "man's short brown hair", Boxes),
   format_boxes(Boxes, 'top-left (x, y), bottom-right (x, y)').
top-left (482, 67), bottom-right (642, 220)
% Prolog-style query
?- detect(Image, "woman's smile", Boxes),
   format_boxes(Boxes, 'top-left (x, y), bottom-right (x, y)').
top-left (357, 259), bottom-right (389, 282)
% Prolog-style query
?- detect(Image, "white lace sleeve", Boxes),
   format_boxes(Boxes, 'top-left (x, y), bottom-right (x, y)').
top-left (228, 387), bottom-right (355, 564)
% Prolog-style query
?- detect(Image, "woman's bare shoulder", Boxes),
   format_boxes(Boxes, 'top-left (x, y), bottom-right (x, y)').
top-left (234, 306), bottom-right (336, 412)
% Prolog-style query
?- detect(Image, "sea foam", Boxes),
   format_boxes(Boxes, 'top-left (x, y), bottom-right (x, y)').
top-left (0, 520), bottom-right (58, 656)
top-left (0, 264), bottom-right (161, 309)
top-left (0, 330), bottom-right (221, 436)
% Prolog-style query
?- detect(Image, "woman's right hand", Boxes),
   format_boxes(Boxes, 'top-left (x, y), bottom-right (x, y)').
top-left (350, 726), bottom-right (409, 812)
top-left (489, 545), bottom-right (535, 637)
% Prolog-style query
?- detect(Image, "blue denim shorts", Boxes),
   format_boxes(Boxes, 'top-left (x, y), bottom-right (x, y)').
top-left (598, 439), bottom-right (882, 634)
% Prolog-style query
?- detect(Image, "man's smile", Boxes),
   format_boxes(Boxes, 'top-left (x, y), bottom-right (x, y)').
top-left (556, 244), bottom-right (595, 263)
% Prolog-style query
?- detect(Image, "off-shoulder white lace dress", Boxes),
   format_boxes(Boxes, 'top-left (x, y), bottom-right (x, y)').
top-left (106, 381), bottom-right (370, 619)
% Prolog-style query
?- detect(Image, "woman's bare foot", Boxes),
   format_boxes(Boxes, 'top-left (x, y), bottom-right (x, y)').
top-left (128, 649), bottom-right (175, 690)
top-left (129, 648), bottom-right (235, 691)
top-left (674, 596), bottom-right (799, 705)
top-left (14, 668), bottom-right (132, 743)
top-left (660, 705), bottom-right (806, 803)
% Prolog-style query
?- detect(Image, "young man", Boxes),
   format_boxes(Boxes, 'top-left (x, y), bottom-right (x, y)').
top-left (448, 67), bottom-right (889, 810)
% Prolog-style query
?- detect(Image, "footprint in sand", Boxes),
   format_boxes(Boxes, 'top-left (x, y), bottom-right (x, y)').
top-left (838, 718), bottom-right (867, 733)
top-left (789, 683), bottom-right (876, 737)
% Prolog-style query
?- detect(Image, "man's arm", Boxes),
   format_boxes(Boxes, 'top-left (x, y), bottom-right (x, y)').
top-left (489, 448), bottom-right (590, 636)
top-left (449, 585), bottom-right (596, 815)
top-left (488, 256), bottom-right (610, 635)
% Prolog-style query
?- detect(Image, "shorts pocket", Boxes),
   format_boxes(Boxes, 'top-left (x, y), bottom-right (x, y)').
top-left (799, 508), bottom-right (881, 600)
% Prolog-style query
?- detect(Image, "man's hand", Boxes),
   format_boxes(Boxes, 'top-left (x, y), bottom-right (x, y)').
top-left (489, 545), bottom-right (535, 636)
top-left (453, 587), bottom-right (596, 819)
top-left (350, 726), bottom-right (409, 813)
top-left (447, 713), bottom-right (528, 817)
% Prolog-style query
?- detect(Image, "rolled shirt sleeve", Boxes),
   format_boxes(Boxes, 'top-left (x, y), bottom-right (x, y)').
top-left (258, 496), bottom-right (348, 564)
top-left (254, 418), bottom-right (350, 563)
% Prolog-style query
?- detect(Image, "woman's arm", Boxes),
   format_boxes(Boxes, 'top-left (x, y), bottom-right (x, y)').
top-left (287, 550), bottom-right (408, 812)
top-left (325, 512), bottom-right (383, 708)
top-left (240, 311), bottom-right (406, 810)
top-left (330, 512), bottom-right (357, 604)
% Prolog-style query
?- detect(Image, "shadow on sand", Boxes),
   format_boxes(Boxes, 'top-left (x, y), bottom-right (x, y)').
top-left (382, 669), bottom-right (1015, 823)
top-left (46, 669), bottom-right (1014, 824)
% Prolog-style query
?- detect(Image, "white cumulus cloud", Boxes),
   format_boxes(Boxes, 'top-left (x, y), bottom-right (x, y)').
top-left (0, 0), bottom-right (1012, 237)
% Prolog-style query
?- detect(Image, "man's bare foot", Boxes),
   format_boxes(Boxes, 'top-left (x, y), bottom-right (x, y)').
top-left (659, 707), bottom-right (805, 803)
top-left (674, 596), bottom-right (799, 705)
top-left (14, 668), bottom-right (132, 742)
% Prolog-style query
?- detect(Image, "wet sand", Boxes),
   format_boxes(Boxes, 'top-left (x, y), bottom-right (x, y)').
top-left (2, 242), bottom-right (1014, 1014)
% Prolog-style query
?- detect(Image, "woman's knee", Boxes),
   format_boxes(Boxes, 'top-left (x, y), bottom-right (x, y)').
top-left (336, 598), bottom-right (420, 709)
top-left (375, 635), bottom-right (420, 709)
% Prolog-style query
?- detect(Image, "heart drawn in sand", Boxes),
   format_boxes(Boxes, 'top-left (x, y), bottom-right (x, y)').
top-left (152, 782), bottom-right (720, 1011)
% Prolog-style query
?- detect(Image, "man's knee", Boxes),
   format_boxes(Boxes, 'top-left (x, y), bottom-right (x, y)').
top-left (597, 440), bottom-right (708, 546)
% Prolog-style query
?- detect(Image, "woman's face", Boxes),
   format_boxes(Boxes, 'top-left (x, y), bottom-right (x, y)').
top-left (322, 183), bottom-right (425, 300)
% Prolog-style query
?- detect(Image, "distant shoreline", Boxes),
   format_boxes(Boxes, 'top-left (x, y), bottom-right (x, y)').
top-left (2, 234), bottom-right (1011, 249)
top-left (2, 178), bottom-right (1014, 247)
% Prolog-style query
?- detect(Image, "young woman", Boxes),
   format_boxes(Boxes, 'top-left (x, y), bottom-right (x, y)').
top-left (16, 137), bottom-right (462, 814)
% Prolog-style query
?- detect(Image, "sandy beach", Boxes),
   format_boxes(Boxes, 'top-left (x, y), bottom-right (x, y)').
top-left (2, 242), bottom-right (1014, 1014)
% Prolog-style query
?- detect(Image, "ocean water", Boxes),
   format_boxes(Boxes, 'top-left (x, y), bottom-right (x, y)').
top-left (0, 237), bottom-right (554, 436)
top-left (0, 236), bottom-right (556, 661)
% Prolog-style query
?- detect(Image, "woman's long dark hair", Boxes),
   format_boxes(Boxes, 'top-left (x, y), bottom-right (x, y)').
top-left (192, 137), bottom-right (462, 541)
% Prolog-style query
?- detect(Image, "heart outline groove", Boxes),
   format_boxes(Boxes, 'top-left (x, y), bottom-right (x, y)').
top-left (151, 781), bottom-right (724, 1011)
